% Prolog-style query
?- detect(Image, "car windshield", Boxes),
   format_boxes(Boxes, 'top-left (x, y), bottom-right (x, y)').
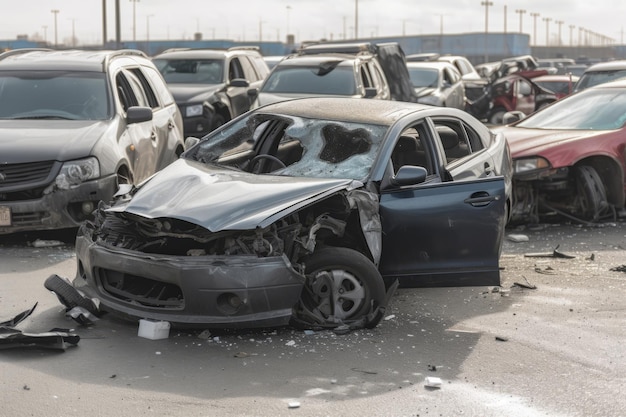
top-left (516, 87), bottom-right (626, 130)
top-left (186, 112), bottom-right (388, 181)
top-left (535, 80), bottom-right (573, 95)
top-left (575, 69), bottom-right (626, 91)
top-left (260, 63), bottom-right (357, 95)
top-left (0, 71), bottom-right (110, 120)
top-left (407, 67), bottom-right (439, 88)
top-left (153, 59), bottom-right (225, 84)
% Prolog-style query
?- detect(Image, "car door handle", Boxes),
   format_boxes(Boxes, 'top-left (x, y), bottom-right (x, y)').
top-left (151, 132), bottom-right (157, 141)
top-left (484, 162), bottom-right (494, 175)
top-left (168, 121), bottom-right (176, 130)
top-left (464, 191), bottom-right (500, 207)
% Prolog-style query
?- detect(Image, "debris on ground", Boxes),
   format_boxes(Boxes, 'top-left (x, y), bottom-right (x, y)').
top-left (44, 274), bottom-right (102, 325)
top-left (534, 266), bottom-right (557, 275)
top-left (287, 401), bottom-right (301, 409)
top-left (610, 265), bottom-right (626, 272)
top-left (495, 336), bottom-right (508, 342)
top-left (524, 245), bottom-right (575, 259)
top-left (507, 234), bottom-right (529, 242)
top-left (512, 276), bottom-right (537, 290)
top-left (427, 364), bottom-right (438, 372)
top-left (29, 239), bottom-right (65, 248)
top-left (0, 304), bottom-right (80, 351)
top-left (424, 376), bottom-right (443, 389)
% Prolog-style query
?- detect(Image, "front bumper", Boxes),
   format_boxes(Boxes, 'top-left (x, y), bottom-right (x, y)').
top-left (0, 174), bottom-right (118, 235)
top-left (73, 233), bottom-right (306, 328)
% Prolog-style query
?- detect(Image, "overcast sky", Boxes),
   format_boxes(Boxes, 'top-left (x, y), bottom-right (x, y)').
top-left (1, 0), bottom-right (624, 46)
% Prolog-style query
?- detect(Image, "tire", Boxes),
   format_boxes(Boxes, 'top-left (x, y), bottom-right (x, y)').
top-left (575, 165), bottom-right (609, 221)
top-left (44, 274), bottom-right (98, 313)
top-left (297, 247), bottom-right (386, 327)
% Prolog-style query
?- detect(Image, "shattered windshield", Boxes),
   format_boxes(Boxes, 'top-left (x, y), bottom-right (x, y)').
top-left (516, 88), bottom-right (626, 130)
top-left (153, 59), bottom-right (225, 84)
top-left (187, 113), bottom-right (388, 180)
top-left (0, 71), bottom-right (110, 120)
top-left (261, 62), bottom-right (357, 95)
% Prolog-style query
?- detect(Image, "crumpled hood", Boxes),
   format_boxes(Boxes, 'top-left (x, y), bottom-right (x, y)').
top-left (495, 126), bottom-right (605, 158)
top-left (168, 84), bottom-right (224, 103)
top-left (0, 119), bottom-right (112, 164)
top-left (111, 158), bottom-right (359, 231)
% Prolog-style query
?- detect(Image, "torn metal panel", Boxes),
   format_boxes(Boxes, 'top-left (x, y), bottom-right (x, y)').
top-left (0, 303), bottom-right (37, 327)
top-left (0, 328), bottom-right (80, 351)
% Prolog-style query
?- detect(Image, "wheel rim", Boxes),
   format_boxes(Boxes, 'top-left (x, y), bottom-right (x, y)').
top-left (308, 269), bottom-right (366, 320)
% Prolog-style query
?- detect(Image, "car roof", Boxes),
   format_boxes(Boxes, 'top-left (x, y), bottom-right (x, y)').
top-left (0, 48), bottom-right (148, 72)
top-left (255, 97), bottom-right (447, 126)
top-left (153, 46), bottom-right (262, 60)
top-left (276, 54), bottom-right (360, 67)
top-left (583, 60), bottom-right (626, 72)
top-left (407, 61), bottom-right (456, 71)
top-left (532, 74), bottom-right (580, 82)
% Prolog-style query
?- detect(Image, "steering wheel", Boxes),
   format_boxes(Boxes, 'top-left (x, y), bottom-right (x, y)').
top-left (249, 154), bottom-right (286, 172)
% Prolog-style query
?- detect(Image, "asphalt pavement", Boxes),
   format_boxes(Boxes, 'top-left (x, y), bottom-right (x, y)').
top-left (1, 222), bottom-right (625, 417)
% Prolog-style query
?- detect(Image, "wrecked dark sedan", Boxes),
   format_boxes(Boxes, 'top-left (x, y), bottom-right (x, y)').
top-left (73, 97), bottom-right (511, 329)
top-left (494, 79), bottom-right (626, 224)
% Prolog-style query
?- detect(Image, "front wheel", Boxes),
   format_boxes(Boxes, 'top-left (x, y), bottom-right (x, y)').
top-left (575, 165), bottom-right (609, 221)
top-left (296, 247), bottom-right (386, 328)
top-left (488, 107), bottom-right (507, 125)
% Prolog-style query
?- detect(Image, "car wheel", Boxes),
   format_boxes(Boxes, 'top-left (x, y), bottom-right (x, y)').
top-left (298, 247), bottom-right (386, 327)
top-left (488, 107), bottom-right (506, 125)
top-left (575, 165), bottom-right (609, 221)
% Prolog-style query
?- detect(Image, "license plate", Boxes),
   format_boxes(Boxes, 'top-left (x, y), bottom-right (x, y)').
top-left (0, 206), bottom-right (11, 226)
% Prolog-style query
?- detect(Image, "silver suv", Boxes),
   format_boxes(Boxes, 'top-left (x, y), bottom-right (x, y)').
top-left (0, 49), bottom-right (184, 234)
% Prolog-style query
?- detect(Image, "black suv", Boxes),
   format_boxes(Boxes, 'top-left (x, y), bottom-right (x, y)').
top-left (152, 46), bottom-right (270, 138)
top-left (0, 49), bottom-right (185, 234)
top-left (250, 42), bottom-right (417, 109)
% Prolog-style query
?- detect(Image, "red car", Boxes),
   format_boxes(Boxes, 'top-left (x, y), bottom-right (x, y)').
top-left (493, 79), bottom-right (626, 224)
top-left (532, 74), bottom-right (579, 100)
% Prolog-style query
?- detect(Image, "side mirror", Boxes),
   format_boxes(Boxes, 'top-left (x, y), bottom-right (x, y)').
top-left (126, 106), bottom-right (152, 124)
top-left (502, 111), bottom-right (525, 125)
top-left (390, 165), bottom-right (428, 187)
top-left (229, 78), bottom-right (250, 88)
top-left (247, 88), bottom-right (259, 99)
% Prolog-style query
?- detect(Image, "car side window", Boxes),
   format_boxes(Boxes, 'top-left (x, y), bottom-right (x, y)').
top-left (115, 72), bottom-right (138, 112)
top-left (142, 66), bottom-right (175, 107)
top-left (360, 64), bottom-right (374, 88)
top-left (129, 68), bottom-right (159, 109)
top-left (391, 125), bottom-right (434, 175)
top-left (432, 119), bottom-right (473, 163)
top-left (239, 56), bottom-right (258, 82)
top-left (228, 58), bottom-right (245, 81)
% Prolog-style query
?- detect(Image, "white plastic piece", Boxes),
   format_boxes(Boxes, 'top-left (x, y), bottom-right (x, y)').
top-left (138, 319), bottom-right (170, 340)
top-left (424, 376), bottom-right (443, 388)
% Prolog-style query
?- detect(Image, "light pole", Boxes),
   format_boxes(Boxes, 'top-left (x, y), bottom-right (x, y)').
top-left (68, 18), bottom-right (76, 47)
top-left (51, 9), bottom-right (59, 48)
top-left (42, 25), bottom-right (48, 43)
top-left (515, 9), bottom-right (526, 33)
top-left (130, 0), bottom-right (140, 41)
top-left (543, 17), bottom-right (551, 46)
top-left (354, 0), bottom-right (359, 39)
top-left (569, 24), bottom-right (576, 47)
top-left (146, 14), bottom-right (153, 55)
top-left (481, 1), bottom-right (493, 63)
top-left (259, 19), bottom-right (265, 42)
top-left (555, 20), bottom-right (564, 46)
top-left (286, 5), bottom-right (291, 36)
top-left (530, 12), bottom-right (540, 46)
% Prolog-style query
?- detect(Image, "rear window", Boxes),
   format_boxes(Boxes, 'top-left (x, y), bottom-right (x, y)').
top-left (575, 69), bottom-right (626, 92)
top-left (261, 62), bottom-right (357, 95)
top-left (153, 59), bottom-right (225, 84)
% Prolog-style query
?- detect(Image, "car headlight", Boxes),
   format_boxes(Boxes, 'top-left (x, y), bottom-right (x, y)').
top-left (513, 157), bottom-right (550, 174)
top-left (185, 104), bottom-right (203, 118)
top-left (55, 157), bottom-right (100, 189)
